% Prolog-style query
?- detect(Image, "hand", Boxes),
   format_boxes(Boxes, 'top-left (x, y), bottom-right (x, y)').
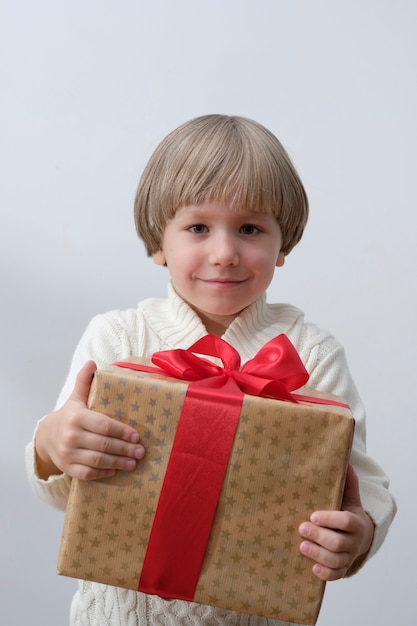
top-left (298, 465), bottom-right (375, 581)
top-left (35, 361), bottom-right (146, 481)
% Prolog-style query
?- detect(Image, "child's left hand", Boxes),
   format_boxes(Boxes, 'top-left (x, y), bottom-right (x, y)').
top-left (298, 464), bottom-right (374, 581)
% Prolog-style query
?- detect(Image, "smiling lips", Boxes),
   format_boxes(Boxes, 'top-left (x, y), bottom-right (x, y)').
top-left (201, 277), bottom-right (246, 286)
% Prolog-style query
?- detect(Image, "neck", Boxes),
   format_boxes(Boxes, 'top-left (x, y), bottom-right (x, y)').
top-left (195, 311), bottom-right (238, 336)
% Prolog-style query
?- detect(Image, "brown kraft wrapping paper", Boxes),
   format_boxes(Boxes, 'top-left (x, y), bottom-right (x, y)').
top-left (57, 355), bottom-right (354, 625)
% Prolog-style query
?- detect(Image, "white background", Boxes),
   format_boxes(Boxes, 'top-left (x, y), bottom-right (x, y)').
top-left (1, 1), bottom-right (415, 624)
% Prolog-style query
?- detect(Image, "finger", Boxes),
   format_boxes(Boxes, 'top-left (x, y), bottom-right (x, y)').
top-left (71, 361), bottom-right (97, 405)
top-left (75, 448), bottom-right (139, 472)
top-left (303, 509), bottom-right (358, 534)
top-left (70, 364), bottom-right (141, 445)
top-left (82, 410), bottom-right (142, 445)
top-left (299, 535), bottom-right (350, 582)
top-left (300, 537), bottom-right (349, 568)
top-left (299, 519), bottom-right (351, 553)
top-left (311, 562), bottom-right (349, 582)
top-left (65, 463), bottom-right (118, 482)
top-left (62, 441), bottom-right (145, 480)
top-left (72, 427), bottom-right (145, 462)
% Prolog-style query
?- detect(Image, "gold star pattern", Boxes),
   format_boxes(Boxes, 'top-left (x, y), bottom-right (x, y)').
top-left (57, 359), bottom-right (354, 626)
top-left (194, 395), bottom-right (353, 623)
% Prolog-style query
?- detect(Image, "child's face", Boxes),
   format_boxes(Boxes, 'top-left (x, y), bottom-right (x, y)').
top-left (154, 201), bottom-right (285, 335)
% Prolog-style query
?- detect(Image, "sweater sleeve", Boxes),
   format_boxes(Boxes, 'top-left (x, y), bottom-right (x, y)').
top-left (297, 327), bottom-right (396, 573)
top-left (25, 310), bottom-right (138, 511)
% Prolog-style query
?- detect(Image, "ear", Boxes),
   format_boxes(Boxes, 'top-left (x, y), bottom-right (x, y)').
top-left (153, 250), bottom-right (166, 266)
top-left (276, 251), bottom-right (285, 268)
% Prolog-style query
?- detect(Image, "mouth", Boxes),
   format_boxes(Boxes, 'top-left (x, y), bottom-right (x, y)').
top-left (201, 278), bottom-right (246, 286)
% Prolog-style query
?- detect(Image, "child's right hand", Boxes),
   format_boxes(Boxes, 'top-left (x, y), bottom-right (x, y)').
top-left (34, 360), bottom-right (146, 481)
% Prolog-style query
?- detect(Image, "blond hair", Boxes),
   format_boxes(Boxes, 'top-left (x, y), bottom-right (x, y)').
top-left (134, 114), bottom-right (308, 256)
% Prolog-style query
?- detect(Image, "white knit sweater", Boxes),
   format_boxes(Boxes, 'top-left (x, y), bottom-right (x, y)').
top-left (26, 284), bottom-right (396, 626)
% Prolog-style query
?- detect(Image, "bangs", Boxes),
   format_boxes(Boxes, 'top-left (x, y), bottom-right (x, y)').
top-left (169, 117), bottom-right (284, 215)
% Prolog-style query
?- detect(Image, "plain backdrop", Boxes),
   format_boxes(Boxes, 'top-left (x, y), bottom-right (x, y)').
top-left (1, 1), bottom-right (416, 624)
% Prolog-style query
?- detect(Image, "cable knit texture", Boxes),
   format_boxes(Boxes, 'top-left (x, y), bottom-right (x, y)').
top-left (26, 282), bottom-right (396, 626)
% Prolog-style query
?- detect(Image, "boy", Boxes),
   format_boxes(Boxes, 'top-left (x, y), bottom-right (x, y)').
top-left (26, 114), bottom-right (396, 625)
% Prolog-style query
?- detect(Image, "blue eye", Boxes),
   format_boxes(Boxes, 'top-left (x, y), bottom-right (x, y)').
top-left (189, 224), bottom-right (208, 233)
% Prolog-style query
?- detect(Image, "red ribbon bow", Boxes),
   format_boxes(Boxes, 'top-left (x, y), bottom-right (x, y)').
top-left (150, 333), bottom-right (310, 403)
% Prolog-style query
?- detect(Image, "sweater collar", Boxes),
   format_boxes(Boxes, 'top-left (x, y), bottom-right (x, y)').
top-left (140, 281), bottom-right (301, 363)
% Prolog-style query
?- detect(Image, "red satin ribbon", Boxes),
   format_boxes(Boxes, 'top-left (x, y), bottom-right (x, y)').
top-left (138, 378), bottom-right (242, 600)
top-left (113, 334), bottom-right (348, 601)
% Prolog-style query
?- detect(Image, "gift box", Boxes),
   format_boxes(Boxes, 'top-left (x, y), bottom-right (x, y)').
top-left (57, 334), bottom-right (354, 625)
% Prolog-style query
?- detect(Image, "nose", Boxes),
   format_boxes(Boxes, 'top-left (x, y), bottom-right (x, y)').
top-left (208, 232), bottom-right (239, 266)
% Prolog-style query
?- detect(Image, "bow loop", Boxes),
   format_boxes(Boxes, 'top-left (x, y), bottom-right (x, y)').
top-left (187, 335), bottom-right (242, 371)
top-left (241, 334), bottom-right (309, 390)
top-left (152, 349), bottom-right (223, 381)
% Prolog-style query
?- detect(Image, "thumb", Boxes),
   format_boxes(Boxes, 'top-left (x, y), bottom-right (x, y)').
top-left (341, 464), bottom-right (362, 510)
top-left (71, 360), bottom-right (97, 405)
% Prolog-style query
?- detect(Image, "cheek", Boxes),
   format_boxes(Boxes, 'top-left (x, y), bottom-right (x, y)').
top-left (165, 248), bottom-right (198, 277)
top-left (251, 247), bottom-right (278, 270)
